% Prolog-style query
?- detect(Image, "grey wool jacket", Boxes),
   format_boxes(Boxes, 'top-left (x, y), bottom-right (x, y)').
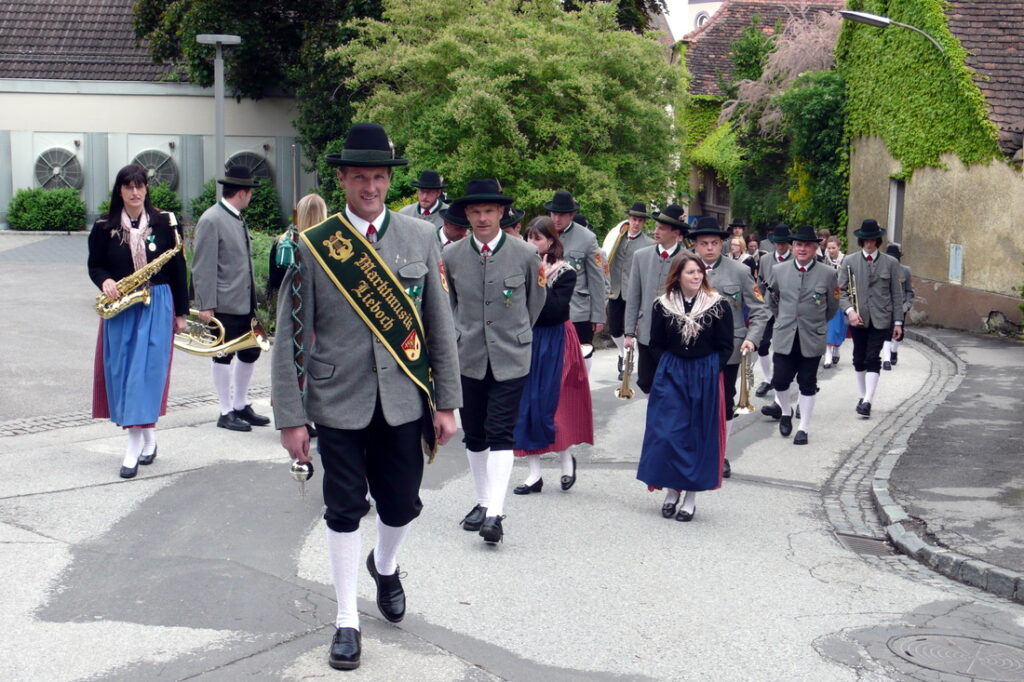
top-left (623, 243), bottom-right (681, 346)
top-left (191, 200), bottom-right (256, 315)
top-left (765, 259), bottom-right (839, 357)
top-left (271, 210), bottom-right (462, 431)
top-left (838, 251), bottom-right (905, 328)
top-left (560, 221), bottom-right (609, 324)
top-left (706, 255), bottom-right (770, 365)
top-left (443, 232), bottom-right (546, 382)
top-left (399, 201), bottom-right (447, 230)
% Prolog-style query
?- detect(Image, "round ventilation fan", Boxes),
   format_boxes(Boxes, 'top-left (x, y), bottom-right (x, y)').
top-left (132, 149), bottom-right (179, 189)
top-left (34, 148), bottom-right (83, 190)
top-left (225, 151), bottom-right (272, 181)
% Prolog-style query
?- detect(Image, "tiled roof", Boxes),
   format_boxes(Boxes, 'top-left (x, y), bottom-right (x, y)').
top-left (947, 0), bottom-right (1024, 152)
top-left (0, 0), bottom-right (173, 81)
top-left (682, 0), bottom-right (844, 97)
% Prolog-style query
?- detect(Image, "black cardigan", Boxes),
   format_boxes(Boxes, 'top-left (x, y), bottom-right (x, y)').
top-left (649, 297), bottom-right (734, 370)
top-left (534, 265), bottom-right (576, 328)
top-left (87, 209), bottom-right (189, 316)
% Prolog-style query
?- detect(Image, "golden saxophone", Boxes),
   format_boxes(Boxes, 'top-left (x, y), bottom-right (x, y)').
top-left (95, 229), bottom-right (182, 319)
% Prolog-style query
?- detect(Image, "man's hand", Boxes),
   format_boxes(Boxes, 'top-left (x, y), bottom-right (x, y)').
top-left (433, 409), bottom-right (457, 446)
top-left (624, 335), bottom-right (635, 350)
top-left (892, 325), bottom-right (904, 341)
top-left (847, 310), bottom-right (863, 327)
top-left (198, 309), bottom-right (214, 323)
top-left (592, 322), bottom-right (606, 334)
top-left (740, 339), bottom-right (755, 354)
top-left (281, 425), bottom-right (311, 463)
top-left (173, 315), bottom-right (187, 334)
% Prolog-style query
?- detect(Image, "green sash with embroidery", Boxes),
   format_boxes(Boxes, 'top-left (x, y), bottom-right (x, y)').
top-left (300, 212), bottom-right (437, 458)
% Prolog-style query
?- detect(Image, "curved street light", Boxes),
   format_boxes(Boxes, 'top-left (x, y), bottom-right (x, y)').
top-left (839, 10), bottom-right (945, 55)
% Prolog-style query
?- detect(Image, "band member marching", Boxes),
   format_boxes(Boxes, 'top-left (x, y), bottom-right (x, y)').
top-left (763, 224), bottom-right (839, 445)
top-left (755, 224), bottom-right (794, 397)
top-left (602, 201), bottom-right (654, 380)
top-left (437, 203), bottom-right (470, 248)
top-left (399, 169), bottom-right (448, 229)
top-left (838, 219), bottom-right (904, 418)
top-left (443, 179), bottom-right (546, 545)
top-left (272, 123), bottom-right (462, 671)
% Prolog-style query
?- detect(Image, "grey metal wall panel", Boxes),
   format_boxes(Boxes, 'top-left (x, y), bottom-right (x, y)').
top-left (85, 132), bottom-right (108, 226)
top-left (0, 130), bottom-right (11, 229)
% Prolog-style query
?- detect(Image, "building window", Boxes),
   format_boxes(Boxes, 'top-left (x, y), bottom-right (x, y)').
top-left (888, 178), bottom-right (905, 245)
top-left (695, 11), bottom-right (711, 28)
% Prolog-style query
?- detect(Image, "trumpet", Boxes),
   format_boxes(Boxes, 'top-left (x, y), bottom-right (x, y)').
top-left (734, 349), bottom-right (755, 415)
top-left (615, 345), bottom-right (635, 400)
top-left (173, 309), bottom-right (270, 357)
top-left (847, 266), bottom-right (862, 325)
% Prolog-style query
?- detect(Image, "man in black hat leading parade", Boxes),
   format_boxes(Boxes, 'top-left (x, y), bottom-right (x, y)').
top-left (271, 123), bottom-right (462, 671)
top-left (603, 201), bottom-right (654, 380)
top-left (399, 169), bottom-right (448, 229)
top-left (443, 179), bottom-right (545, 546)
top-left (755, 224), bottom-right (795, 403)
top-left (192, 166), bottom-right (270, 432)
top-left (838, 219), bottom-right (904, 418)
top-left (546, 189), bottom-right (609, 372)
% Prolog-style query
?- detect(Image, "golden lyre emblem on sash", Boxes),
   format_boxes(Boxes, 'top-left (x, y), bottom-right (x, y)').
top-left (401, 330), bottom-right (421, 361)
top-left (323, 231), bottom-right (354, 262)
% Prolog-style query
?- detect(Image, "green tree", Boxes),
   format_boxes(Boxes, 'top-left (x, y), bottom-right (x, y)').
top-left (331, 0), bottom-right (683, 235)
top-left (189, 180), bottom-right (285, 234)
top-left (563, 0), bottom-right (668, 33)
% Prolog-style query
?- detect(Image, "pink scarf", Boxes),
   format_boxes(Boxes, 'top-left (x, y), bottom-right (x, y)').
top-left (657, 289), bottom-right (724, 344)
top-left (120, 209), bottom-right (150, 271)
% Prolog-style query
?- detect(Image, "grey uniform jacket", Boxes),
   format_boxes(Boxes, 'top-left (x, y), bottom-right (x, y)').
top-left (766, 260), bottom-right (839, 357)
top-left (838, 251), bottom-right (905, 328)
top-left (899, 264), bottom-right (914, 313)
top-left (706, 256), bottom-right (770, 365)
top-left (623, 244), bottom-right (680, 345)
top-left (399, 201), bottom-right (448, 230)
top-left (758, 250), bottom-right (792, 290)
top-left (607, 226), bottom-right (654, 300)
top-left (560, 222), bottom-right (609, 324)
top-left (192, 201), bottom-right (256, 315)
top-left (444, 233), bottom-right (546, 382)
top-left (271, 210), bottom-right (462, 431)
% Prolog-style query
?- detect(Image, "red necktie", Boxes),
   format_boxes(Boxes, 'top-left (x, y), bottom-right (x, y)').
top-left (660, 250), bottom-right (669, 259)
top-left (799, 266), bottom-right (807, 272)
top-left (481, 244), bottom-right (491, 259)
top-left (422, 208), bottom-right (430, 216)
top-left (866, 254), bottom-right (873, 262)
top-left (778, 256), bottom-right (785, 263)
top-left (366, 223), bottom-right (377, 244)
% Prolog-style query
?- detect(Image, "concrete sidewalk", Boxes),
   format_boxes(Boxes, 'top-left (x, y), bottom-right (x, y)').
top-left (875, 327), bottom-right (1024, 602)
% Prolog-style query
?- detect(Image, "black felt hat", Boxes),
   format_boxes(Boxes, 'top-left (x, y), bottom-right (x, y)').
top-left (410, 169), bottom-right (447, 189)
top-left (500, 205), bottom-right (525, 228)
top-left (324, 123), bottom-right (408, 168)
top-left (687, 215), bottom-right (728, 238)
top-left (543, 190), bottom-right (580, 213)
top-left (448, 178), bottom-right (515, 209)
top-left (885, 243), bottom-right (902, 260)
top-left (574, 214), bottom-right (591, 228)
top-left (218, 165), bottom-right (260, 188)
top-left (652, 204), bottom-right (690, 232)
top-left (768, 224), bottom-right (793, 243)
top-left (626, 201), bottom-right (650, 218)
top-left (854, 219), bottom-right (886, 240)
top-left (439, 204), bottom-right (470, 229)
top-left (728, 218), bottom-right (747, 229)
top-left (789, 224), bottom-right (819, 243)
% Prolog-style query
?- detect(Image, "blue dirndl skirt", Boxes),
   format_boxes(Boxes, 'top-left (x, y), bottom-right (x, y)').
top-left (512, 323), bottom-right (566, 451)
top-left (826, 306), bottom-right (848, 346)
top-left (636, 351), bottom-right (723, 492)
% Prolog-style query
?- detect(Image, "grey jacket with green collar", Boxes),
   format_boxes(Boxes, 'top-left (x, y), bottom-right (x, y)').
top-left (399, 200), bottom-right (447, 230)
top-left (560, 221), bottom-right (609, 324)
top-left (706, 255), bottom-right (770, 365)
top-left (623, 243), bottom-right (681, 345)
top-left (765, 259), bottom-right (839, 357)
top-left (191, 200), bottom-right (256, 315)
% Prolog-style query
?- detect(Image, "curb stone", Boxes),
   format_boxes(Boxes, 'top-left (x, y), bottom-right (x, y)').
top-left (872, 328), bottom-right (1024, 605)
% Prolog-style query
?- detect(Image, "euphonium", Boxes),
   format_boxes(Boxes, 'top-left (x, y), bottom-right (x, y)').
top-left (734, 350), bottom-right (755, 415)
top-left (95, 229), bottom-right (182, 319)
top-left (173, 310), bottom-right (271, 357)
top-left (615, 344), bottom-right (636, 400)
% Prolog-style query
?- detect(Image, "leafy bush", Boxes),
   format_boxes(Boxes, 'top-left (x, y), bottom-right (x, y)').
top-left (8, 187), bottom-right (87, 231)
top-left (97, 182), bottom-right (184, 219)
top-left (188, 179), bottom-right (285, 234)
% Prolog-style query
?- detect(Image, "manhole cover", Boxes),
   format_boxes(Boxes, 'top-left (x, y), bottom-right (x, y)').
top-left (888, 634), bottom-right (1024, 680)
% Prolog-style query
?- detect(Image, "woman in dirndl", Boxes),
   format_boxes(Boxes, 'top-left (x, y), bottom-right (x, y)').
top-left (88, 165), bottom-right (188, 479)
top-left (636, 252), bottom-right (733, 522)
top-left (512, 217), bottom-right (594, 494)
top-left (822, 236), bottom-right (847, 368)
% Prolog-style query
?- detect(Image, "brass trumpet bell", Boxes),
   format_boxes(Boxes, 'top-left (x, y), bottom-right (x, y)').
top-left (734, 350), bottom-right (755, 415)
top-left (173, 309), bottom-right (270, 357)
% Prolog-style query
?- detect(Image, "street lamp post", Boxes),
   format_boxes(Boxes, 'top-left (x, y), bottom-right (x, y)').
top-left (196, 34), bottom-right (242, 199)
top-left (839, 10), bottom-right (944, 55)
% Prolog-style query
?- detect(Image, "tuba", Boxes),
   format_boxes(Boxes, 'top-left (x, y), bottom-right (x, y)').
top-left (615, 345), bottom-right (635, 400)
top-left (95, 229), bottom-right (182, 319)
top-left (734, 349), bottom-right (755, 415)
top-left (173, 309), bottom-right (270, 357)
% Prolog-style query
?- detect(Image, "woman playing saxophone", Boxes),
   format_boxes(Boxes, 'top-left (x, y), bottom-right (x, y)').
top-left (87, 164), bottom-right (188, 479)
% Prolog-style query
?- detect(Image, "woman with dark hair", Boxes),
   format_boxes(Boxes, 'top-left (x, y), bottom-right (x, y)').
top-left (636, 252), bottom-right (733, 522)
top-left (512, 217), bottom-right (593, 494)
top-left (88, 165), bottom-right (188, 478)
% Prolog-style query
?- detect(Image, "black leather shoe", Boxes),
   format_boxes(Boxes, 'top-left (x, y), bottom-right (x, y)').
top-left (723, 459), bottom-right (731, 478)
top-left (779, 413), bottom-right (793, 437)
top-left (479, 516), bottom-right (504, 544)
top-left (138, 445), bottom-right (157, 466)
top-left (235, 404), bottom-right (270, 426)
top-left (856, 401), bottom-right (872, 417)
top-left (761, 402), bottom-right (782, 419)
top-left (366, 550), bottom-right (405, 623)
top-left (754, 381), bottom-right (772, 397)
top-left (676, 506), bottom-right (695, 522)
top-left (513, 478), bottom-right (543, 495)
top-left (882, 361), bottom-right (892, 371)
top-left (793, 430), bottom-right (808, 445)
top-left (328, 627), bottom-right (361, 670)
top-left (832, 354), bottom-right (840, 366)
top-left (119, 463), bottom-right (138, 479)
top-left (661, 500), bottom-right (679, 518)
top-left (890, 352), bottom-right (898, 366)
top-left (856, 398), bottom-right (863, 409)
top-left (560, 455), bottom-right (577, 491)
top-left (305, 423), bottom-right (318, 439)
top-left (461, 504), bottom-right (487, 531)
top-left (217, 411), bottom-right (252, 432)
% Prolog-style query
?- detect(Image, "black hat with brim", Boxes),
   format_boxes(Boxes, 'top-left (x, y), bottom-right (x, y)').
top-left (789, 224), bottom-right (818, 243)
top-left (218, 165), bottom-right (260, 188)
top-left (728, 218), bottom-right (747, 228)
top-left (543, 190), bottom-right (580, 213)
top-left (411, 169), bottom-right (447, 189)
top-left (652, 204), bottom-right (690, 233)
top-left (854, 218), bottom-right (886, 240)
top-left (448, 178), bottom-right (514, 209)
top-left (768, 224), bottom-right (794, 243)
top-left (500, 206), bottom-right (525, 228)
top-left (885, 243), bottom-right (902, 260)
top-left (626, 201), bottom-right (650, 218)
top-left (324, 122), bottom-right (408, 168)
top-left (440, 205), bottom-right (471, 229)
top-left (687, 215), bottom-right (728, 238)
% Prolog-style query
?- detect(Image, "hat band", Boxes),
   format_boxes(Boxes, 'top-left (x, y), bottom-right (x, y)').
top-left (340, 149), bottom-right (395, 162)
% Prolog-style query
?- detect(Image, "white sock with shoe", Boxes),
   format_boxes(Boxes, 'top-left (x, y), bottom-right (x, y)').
top-left (855, 370), bottom-right (867, 400)
top-left (485, 449), bottom-right (515, 517)
top-left (211, 363), bottom-right (233, 414)
top-left (865, 372), bottom-right (880, 403)
top-left (122, 428), bottom-right (143, 468)
top-left (141, 426), bottom-right (157, 457)
top-left (373, 516), bottom-right (408, 576)
top-left (231, 359), bottom-right (257, 411)
top-left (523, 455), bottom-right (542, 485)
top-left (466, 448), bottom-right (490, 506)
top-left (680, 491), bottom-right (697, 515)
top-left (882, 340), bottom-right (892, 363)
top-left (326, 527), bottom-right (361, 630)
top-left (777, 387), bottom-right (793, 417)
top-left (797, 394), bottom-right (815, 433)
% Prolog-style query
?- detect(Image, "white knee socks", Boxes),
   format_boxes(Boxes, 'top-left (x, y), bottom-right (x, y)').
top-left (486, 449), bottom-right (514, 517)
top-left (680, 491), bottom-right (697, 515)
top-left (797, 394), bottom-right (815, 433)
top-left (559, 450), bottom-right (574, 477)
top-left (211, 363), bottom-right (232, 414)
top-left (823, 346), bottom-right (834, 366)
top-left (584, 357), bottom-right (592, 374)
top-left (326, 527), bottom-right (361, 629)
top-left (467, 448), bottom-right (490, 506)
top-left (141, 426), bottom-right (156, 457)
top-left (231, 359), bottom-right (256, 411)
top-left (523, 455), bottom-right (542, 485)
top-left (123, 428), bottom-right (143, 468)
top-left (612, 335), bottom-right (625, 357)
top-left (374, 516), bottom-right (408, 576)
top-left (882, 340), bottom-right (892, 362)
top-left (663, 489), bottom-right (680, 506)
top-left (776, 387), bottom-right (793, 417)
top-left (855, 370), bottom-right (867, 399)
top-left (865, 372), bottom-right (880, 403)
top-left (758, 354), bottom-right (772, 383)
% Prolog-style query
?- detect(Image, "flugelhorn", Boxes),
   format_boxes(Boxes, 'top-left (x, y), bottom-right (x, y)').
top-left (734, 349), bottom-right (755, 415)
top-left (615, 345), bottom-right (635, 400)
top-left (173, 309), bottom-right (270, 357)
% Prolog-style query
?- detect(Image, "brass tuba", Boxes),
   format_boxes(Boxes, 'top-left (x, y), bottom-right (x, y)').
top-left (95, 229), bottom-right (182, 319)
top-left (173, 309), bottom-right (270, 357)
top-left (615, 345), bottom-right (635, 400)
top-left (734, 349), bottom-right (755, 415)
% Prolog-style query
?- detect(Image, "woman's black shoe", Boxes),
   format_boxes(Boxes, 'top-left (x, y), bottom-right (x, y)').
top-left (661, 501), bottom-right (679, 518)
top-left (119, 463), bottom-right (139, 479)
top-left (723, 459), bottom-right (731, 478)
top-left (138, 445), bottom-right (157, 466)
top-left (560, 455), bottom-right (577, 491)
top-left (676, 506), bottom-right (695, 522)
top-left (513, 478), bottom-right (543, 495)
